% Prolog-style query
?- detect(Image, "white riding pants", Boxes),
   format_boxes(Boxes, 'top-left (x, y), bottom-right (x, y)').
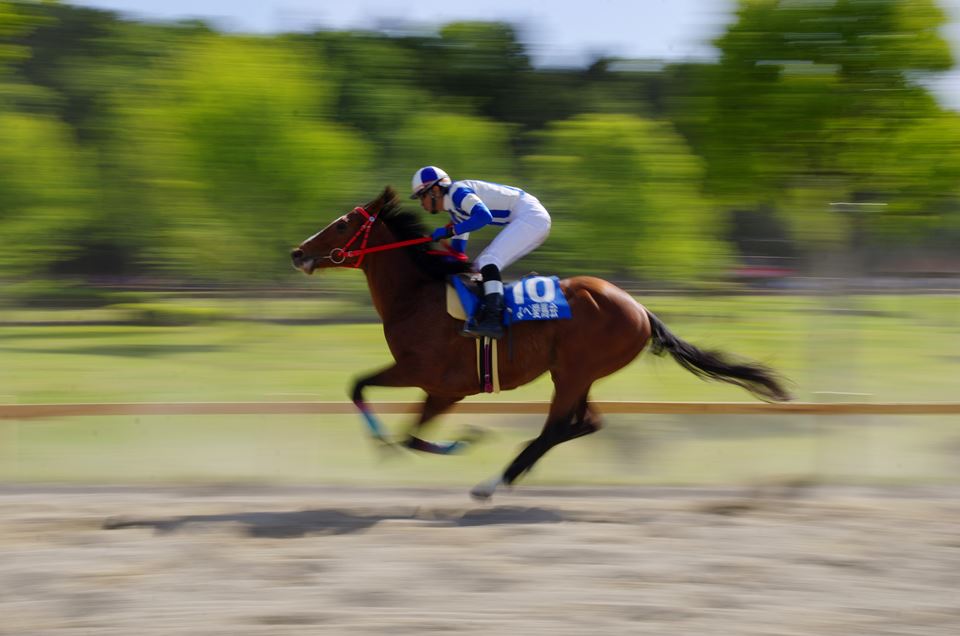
top-left (475, 196), bottom-right (551, 271)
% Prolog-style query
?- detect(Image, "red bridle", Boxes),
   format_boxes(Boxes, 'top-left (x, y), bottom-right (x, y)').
top-left (328, 206), bottom-right (436, 268)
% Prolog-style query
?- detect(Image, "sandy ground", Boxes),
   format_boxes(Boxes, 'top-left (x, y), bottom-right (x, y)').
top-left (0, 485), bottom-right (958, 635)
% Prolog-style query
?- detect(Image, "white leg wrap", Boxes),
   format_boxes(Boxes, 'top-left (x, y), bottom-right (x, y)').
top-left (470, 475), bottom-right (503, 501)
top-left (483, 280), bottom-right (504, 295)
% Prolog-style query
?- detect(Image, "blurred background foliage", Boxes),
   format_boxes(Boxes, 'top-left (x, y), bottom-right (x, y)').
top-left (1, 0), bottom-right (959, 295)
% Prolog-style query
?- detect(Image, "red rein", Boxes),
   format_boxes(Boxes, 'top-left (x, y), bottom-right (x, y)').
top-left (331, 207), bottom-right (465, 267)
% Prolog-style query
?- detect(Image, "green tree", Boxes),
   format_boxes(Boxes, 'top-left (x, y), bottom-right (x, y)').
top-left (0, 0), bottom-right (31, 73)
top-left (5, 1), bottom-right (957, 287)
top-left (700, 0), bottom-right (955, 261)
top-left (525, 114), bottom-right (729, 282)
top-left (708, 0), bottom-right (950, 196)
top-left (389, 111), bottom-right (516, 193)
top-left (0, 3), bottom-right (100, 281)
top-left (107, 34), bottom-right (374, 280)
top-left (846, 112), bottom-right (960, 239)
top-left (304, 31), bottom-right (432, 148)
top-left (14, 4), bottom-right (206, 142)
top-left (0, 0), bottom-right (61, 113)
top-left (419, 22), bottom-right (532, 126)
top-left (0, 112), bottom-right (93, 276)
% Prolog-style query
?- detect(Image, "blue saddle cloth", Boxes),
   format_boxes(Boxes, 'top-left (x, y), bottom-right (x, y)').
top-left (452, 275), bottom-right (573, 326)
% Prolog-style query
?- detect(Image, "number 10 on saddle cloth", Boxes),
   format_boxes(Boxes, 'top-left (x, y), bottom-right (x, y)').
top-left (452, 275), bottom-right (573, 325)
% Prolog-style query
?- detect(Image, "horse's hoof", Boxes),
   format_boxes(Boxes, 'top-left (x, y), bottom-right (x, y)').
top-left (470, 485), bottom-right (494, 502)
top-left (470, 476), bottom-right (502, 501)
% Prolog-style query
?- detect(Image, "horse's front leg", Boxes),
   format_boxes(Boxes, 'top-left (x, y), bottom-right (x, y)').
top-left (401, 393), bottom-right (473, 455)
top-left (351, 364), bottom-right (414, 444)
top-left (351, 368), bottom-right (474, 454)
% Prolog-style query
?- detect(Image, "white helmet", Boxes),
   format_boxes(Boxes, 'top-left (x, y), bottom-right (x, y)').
top-left (410, 166), bottom-right (452, 199)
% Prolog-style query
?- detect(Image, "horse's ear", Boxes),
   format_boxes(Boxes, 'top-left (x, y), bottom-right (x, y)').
top-left (381, 185), bottom-right (398, 205)
top-left (364, 186), bottom-right (398, 213)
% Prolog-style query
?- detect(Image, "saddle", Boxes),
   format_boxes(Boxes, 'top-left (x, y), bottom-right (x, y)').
top-left (446, 273), bottom-right (572, 326)
top-left (446, 273), bottom-right (500, 393)
top-left (445, 273), bottom-right (573, 394)
top-left (445, 273), bottom-right (481, 321)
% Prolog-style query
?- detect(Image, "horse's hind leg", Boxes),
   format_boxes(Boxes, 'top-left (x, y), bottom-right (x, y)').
top-left (506, 395), bottom-right (603, 482)
top-left (568, 396), bottom-right (604, 441)
top-left (471, 384), bottom-right (599, 500)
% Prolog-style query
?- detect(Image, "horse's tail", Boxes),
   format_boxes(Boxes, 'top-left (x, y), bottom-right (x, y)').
top-left (645, 309), bottom-right (792, 403)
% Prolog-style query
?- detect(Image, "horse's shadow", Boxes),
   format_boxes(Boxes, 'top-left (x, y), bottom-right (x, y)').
top-left (103, 506), bottom-right (566, 538)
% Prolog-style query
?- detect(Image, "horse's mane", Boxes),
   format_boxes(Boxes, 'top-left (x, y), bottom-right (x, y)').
top-left (371, 187), bottom-right (473, 280)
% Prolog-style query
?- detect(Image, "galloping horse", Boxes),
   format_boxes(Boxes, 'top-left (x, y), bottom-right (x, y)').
top-left (291, 187), bottom-right (790, 500)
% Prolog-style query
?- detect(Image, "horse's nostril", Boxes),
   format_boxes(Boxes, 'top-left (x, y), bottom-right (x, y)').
top-left (291, 249), bottom-right (303, 261)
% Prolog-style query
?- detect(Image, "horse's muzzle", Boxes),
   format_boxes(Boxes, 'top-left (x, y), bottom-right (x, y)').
top-left (290, 248), bottom-right (315, 274)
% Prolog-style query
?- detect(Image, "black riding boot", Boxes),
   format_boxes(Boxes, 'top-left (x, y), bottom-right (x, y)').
top-left (463, 264), bottom-right (505, 339)
top-left (464, 292), bottom-right (504, 339)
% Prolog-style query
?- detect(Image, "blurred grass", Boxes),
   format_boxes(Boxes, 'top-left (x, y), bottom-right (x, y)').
top-left (0, 293), bottom-right (958, 484)
top-left (1, 414), bottom-right (957, 485)
top-left (2, 293), bottom-right (958, 403)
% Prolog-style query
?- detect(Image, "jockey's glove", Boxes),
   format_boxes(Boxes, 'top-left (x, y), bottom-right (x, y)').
top-left (431, 225), bottom-right (455, 241)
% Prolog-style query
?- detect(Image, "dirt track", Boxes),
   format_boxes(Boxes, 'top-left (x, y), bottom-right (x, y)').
top-left (1, 485), bottom-right (958, 635)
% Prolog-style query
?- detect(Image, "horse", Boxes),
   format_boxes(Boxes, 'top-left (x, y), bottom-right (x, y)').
top-left (291, 186), bottom-right (791, 500)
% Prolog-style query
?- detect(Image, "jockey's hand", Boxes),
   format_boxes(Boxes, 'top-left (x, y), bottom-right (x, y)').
top-left (431, 225), bottom-right (455, 242)
top-left (443, 253), bottom-right (468, 264)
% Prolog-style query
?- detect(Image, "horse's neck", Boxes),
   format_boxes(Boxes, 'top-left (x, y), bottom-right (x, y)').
top-left (361, 249), bottom-right (433, 324)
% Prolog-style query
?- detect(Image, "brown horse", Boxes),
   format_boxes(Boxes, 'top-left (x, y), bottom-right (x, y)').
top-left (291, 187), bottom-right (790, 500)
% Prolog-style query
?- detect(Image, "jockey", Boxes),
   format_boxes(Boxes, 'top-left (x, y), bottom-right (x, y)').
top-left (411, 165), bottom-right (552, 339)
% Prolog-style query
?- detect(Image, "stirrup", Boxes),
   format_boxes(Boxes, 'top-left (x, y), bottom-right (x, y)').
top-left (462, 307), bottom-right (504, 338)
top-left (462, 319), bottom-right (503, 339)
top-left (463, 291), bottom-right (504, 339)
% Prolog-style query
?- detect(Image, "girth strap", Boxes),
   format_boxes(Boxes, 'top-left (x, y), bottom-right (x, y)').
top-left (476, 337), bottom-right (500, 394)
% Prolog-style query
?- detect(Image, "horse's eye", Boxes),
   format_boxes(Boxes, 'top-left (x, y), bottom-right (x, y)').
top-left (336, 221), bottom-right (348, 232)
